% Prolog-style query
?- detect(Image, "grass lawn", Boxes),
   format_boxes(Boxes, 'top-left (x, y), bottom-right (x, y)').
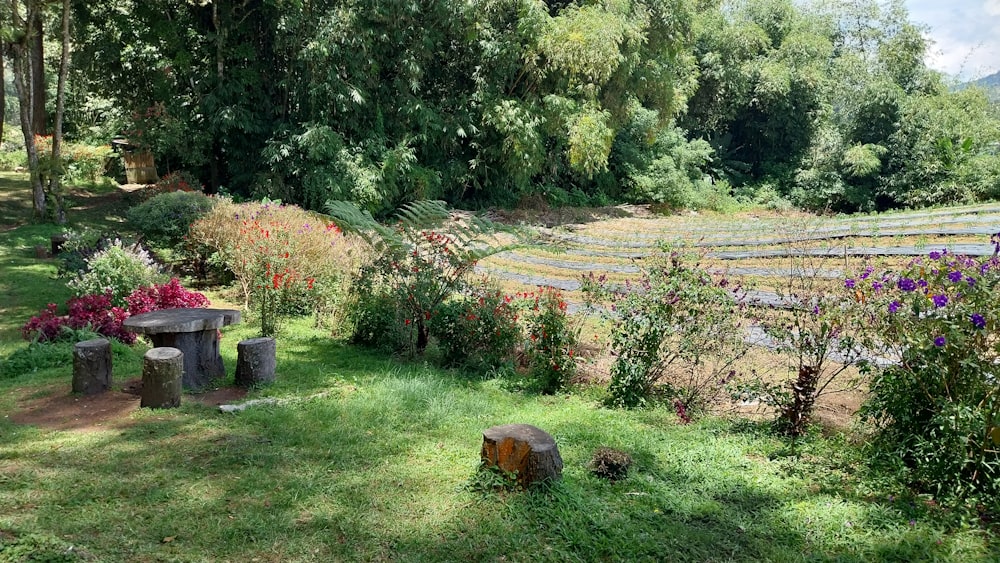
top-left (1, 173), bottom-right (998, 561)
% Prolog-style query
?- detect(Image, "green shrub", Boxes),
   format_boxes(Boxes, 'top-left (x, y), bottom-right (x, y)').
top-left (524, 287), bottom-right (578, 394)
top-left (328, 200), bottom-right (503, 356)
top-left (127, 190), bottom-right (215, 246)
top-left (431, 279), bottom-right (522, 375)
top-left (583, 247), bottom-right (750, 410)
top-left (852, 246), bottom-right (1000, 506)
top-left (66, 240), bottom-right (162, 307)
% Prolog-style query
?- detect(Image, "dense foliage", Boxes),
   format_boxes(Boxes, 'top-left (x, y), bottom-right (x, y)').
top-left (11, 0), bottom-right (984, 214)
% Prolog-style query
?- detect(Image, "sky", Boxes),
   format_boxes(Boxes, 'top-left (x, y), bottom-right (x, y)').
top-left (906, 0), bottom-right (1000, 80)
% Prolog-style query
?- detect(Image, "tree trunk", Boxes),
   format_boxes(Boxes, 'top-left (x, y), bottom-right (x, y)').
top-left (0, 46), bottom-right (5, 146)
top-left (8, 0), bottom-right (45, 219)
top-left (48, 0), bottom-right (71, 224)
top-left (141, 347), bottom-right (183, 409)
top-left (28, 5), bottom-right (44, 135)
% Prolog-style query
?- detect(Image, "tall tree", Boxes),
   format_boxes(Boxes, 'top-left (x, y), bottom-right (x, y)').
top-left (48, 0), bottom-right (71, 223)
top-left (5, 0), bottom-right (46, 218)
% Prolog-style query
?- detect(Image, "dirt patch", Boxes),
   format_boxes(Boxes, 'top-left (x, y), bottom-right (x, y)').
top-left (8, 379), bottom-right (248, 432)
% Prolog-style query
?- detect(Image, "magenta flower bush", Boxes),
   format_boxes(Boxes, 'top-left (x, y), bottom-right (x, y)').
top-left (23, 279), bottom-right (209, 345)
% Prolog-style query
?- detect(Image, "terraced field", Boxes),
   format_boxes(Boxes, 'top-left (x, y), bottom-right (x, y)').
top-left (480, 204), bottom-right (1000, 310)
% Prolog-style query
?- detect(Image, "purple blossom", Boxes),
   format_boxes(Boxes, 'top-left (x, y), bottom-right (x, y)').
top-left (934, 336), bottom-right (946, 347)
top-left (888, 301), bottom-right (901, 313)
top-left (931, 294), bottom-right (948, 308)
top-left (971, 314), bottom-right (986, 329)
top-left (966, 277), bottom-right (976, 287)
top-left (947, 270), bottom-right (962, 283)
top-left (860, 265), bottom-right (874, 280)
top-left (844, 278), bottom-right (856, 289)
top-left (917, 279), bottom-right (928, 289)
top-left (871, 281), bottom-right (883, 292)
top-left (929, 250), bottom-right (942, 260)
top-left (897, 278), bottom-right (917, 292)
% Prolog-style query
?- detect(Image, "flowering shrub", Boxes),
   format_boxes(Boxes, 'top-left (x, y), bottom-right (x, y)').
top-left (326, 200), bottom-right (508, 356)
top-left (583, 247), bottom-right (750, 411)
top-left (189, 198), bottom-right (359, 331)
top-left (431, 279), bottom-right (522, 374)
top-left (66, 240), bottom-right (162, 307)
top-left (750, 271), bottom-right (865, 436)
top-left (125, 278), bottom-right (210, 315)
top-left (22, 293), bottom-right (134, 344)
top-left (524, 287), bottom-right (578, 394)
top-left (851, 245), bottom-right (1000, 505)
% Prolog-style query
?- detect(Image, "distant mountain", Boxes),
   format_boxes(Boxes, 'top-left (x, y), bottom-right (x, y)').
top-left (973, 71), bottom-right (1000, 89)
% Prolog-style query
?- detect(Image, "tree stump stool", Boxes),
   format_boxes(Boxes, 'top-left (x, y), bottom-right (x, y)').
top-left (235, 337), bottom-right (277, 388)
top-left (141, 347), bottom-right (183, 409)
top-left (72, 338), bottom-right (112, 395)
top-left (481, 424), bottom-right (563, 487)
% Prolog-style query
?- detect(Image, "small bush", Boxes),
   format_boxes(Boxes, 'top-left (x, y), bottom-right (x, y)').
top-left (590, 447), bottom-right (633, 482)
top-left (125, 278), bottom-right (210, 314)
top-left (583, 247), bottom-right (750, 410)
top-left (524, 287), bottom-right (578, 394)
top-left (127, 191), bottom-right (215, 246)
top-left (22, 294), bottom-right (134, 344)
top-left (144, 170), bottom-right (202, 197)
top-left (431, 279), bottom-right (522, 375)
top-left (66, 240), bottom-right (162, 307)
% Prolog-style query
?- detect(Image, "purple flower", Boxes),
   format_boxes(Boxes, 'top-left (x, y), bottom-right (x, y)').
top-left (966, 277), bottom-right (976, 287)
top-left (860, 266), bottom-right (874, 280)
top-left (844, 278), bottom-right (856, 289)
top-left (871, 281), bottom-right (883, 292)
top-left (971, 313), bottom-right (986, 329)
top-left (929, 250), bottom-right (942, 260)
top-left (917, 279), bottom-right (928, 289)
top-left (931, 294), bottom-right (948, 308)
top-left (934, 336), bottom-right (946, 347)
top-left (888, 301), bottom-right (901, 313)
top-left (948, 270), bottom-right (962, 283)
top-left (898, 278), bottom-right (917, 292)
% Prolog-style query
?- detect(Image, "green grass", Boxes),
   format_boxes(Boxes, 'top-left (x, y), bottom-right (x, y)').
top-left (1, 173), bottom-right (998, 561)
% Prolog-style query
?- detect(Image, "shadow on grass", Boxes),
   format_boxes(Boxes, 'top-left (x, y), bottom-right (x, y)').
top-left (2, 331), bottom-right (998, 561)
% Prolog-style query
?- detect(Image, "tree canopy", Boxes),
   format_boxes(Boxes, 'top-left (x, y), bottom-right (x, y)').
top-left (4, 0), bottom-right (1000, 215)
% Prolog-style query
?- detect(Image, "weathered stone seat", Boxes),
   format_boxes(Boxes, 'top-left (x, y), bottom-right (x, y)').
top-left (481, 424), bottom-right (563, 487)
top-left (141, 347), bottom-right (183, 409)
top-left (235, 337), bottom-right (276, 387)
top-left (72, 338), bottom-right (112, 395)
top-left (123, 308), bottom-right (240, 389)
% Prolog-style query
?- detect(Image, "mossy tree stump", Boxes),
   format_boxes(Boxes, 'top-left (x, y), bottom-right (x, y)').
top-left (481, 424), bottom-right (563, 487)
top-left (72, 338), bottom-right (112, 395)
top-left (235, 337), bottom-right (276, 387)
top-left (141, 347), bottom-right (183, 409)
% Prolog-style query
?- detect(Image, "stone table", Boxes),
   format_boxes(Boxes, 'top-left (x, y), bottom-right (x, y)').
top-left (123, 308), bottom-right (241, 389)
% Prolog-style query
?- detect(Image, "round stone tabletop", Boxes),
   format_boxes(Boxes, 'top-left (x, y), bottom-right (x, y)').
top-left (123, 308), bottom-right (241, 334)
